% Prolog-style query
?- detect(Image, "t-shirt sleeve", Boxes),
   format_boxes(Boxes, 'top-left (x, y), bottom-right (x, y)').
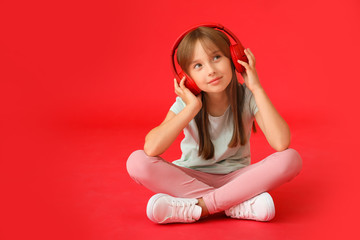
top-left (169, 97), bottom-right (186, 114)
top-left (249, 93), bottom-right (259, 116)
top-left (244, 85), bottom-right (259, 116)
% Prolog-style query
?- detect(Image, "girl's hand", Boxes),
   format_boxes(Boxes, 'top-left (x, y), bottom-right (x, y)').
top-left (174, 76), bottom-right (202, 110)
top-left (237, 48), bottom-right (263, 93)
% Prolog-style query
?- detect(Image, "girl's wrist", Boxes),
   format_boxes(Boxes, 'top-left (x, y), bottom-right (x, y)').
top-left (251, 86), bottom-right (264, 95)
top-left (186, 101), bottom-right (202, 112)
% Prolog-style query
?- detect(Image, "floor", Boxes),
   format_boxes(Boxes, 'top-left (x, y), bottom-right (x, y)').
top-left (2, 107), bottom-right (359, 239)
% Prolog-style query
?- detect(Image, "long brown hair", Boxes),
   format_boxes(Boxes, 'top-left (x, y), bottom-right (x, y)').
top-left (177, 27), bottom-right (256, 160)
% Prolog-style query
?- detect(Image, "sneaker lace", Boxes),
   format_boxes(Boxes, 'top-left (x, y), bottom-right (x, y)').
top-left (170, 199), bottom-right (196, 221)
top-left (232, 200), bottom-right (254, 219)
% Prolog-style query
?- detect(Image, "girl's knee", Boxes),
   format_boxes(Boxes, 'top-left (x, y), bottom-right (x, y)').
top-left (275, 148), bottom-right (303, 177)
top-left (287, 148), bottom-right (302, 171)
top-left (126, 150), bottom-right (161, 180)
top-left (126, 150), bottom-right (146, 177)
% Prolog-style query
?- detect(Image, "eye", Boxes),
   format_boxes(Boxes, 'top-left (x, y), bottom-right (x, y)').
top-left (213, 55), bottom-right (221, 61)
top-left (194, 63), bottom-right (202, 69)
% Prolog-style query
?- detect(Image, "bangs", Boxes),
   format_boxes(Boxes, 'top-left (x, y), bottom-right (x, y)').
top-left (198, 37), bottom-right (221, 57)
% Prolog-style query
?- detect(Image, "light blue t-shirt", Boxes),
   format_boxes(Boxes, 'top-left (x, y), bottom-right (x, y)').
top-left (170, 83), bottom-right (259, 174)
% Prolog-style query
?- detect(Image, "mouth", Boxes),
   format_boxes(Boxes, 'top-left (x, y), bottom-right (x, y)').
top-left (208, 76), bottom-right (222, 84)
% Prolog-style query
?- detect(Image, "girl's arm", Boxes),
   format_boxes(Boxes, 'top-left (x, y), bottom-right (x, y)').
top-left (252, 88), bottom-right (291, 151)
top-left (238, 48), bottom-right (291, 151)
top-left (144, 77), bottom-right (202, 157)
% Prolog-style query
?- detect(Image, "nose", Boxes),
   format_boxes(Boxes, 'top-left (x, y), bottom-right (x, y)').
top-left (207, 63), bottom-right (216, 76)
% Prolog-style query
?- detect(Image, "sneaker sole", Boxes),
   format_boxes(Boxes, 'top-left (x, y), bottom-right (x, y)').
top-left (146, 193), bottom-right (168, 223)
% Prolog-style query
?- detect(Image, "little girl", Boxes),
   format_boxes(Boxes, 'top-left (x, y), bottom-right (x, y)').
top-left (126, 24), bottom-right (302, 224)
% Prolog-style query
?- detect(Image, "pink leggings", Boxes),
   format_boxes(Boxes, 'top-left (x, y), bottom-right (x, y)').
top-left (126, 148), bottom-right (302, 214)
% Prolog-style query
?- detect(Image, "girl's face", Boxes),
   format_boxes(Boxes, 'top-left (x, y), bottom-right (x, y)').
top-left (187, 40), bottom-right (233, 95)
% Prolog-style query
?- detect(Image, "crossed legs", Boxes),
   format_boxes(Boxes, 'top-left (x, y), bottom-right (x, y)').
top-left (126, 149), bottom-right (302, 215)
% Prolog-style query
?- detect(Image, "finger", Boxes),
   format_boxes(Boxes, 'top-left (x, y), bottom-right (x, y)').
top-left (174, 78), bottom-right (182, 94)
top-left (246, 48), bottom-right (255, 58)
top-left (244, 48), bottom-right (256, 66)
top-left (246, 48), bottom-right (256, 65)
top-left (179, 76), bottom-right (186, 89)
top-left (174, 78), bottom-right (180, 90)
top-left (237, 59), bottom-right (250, 70)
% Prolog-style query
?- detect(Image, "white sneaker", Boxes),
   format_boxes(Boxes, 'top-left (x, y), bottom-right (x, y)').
top-left (146, 193), bottom-right (202, 224)
top-left (225, 192), bottom-right (275, 221)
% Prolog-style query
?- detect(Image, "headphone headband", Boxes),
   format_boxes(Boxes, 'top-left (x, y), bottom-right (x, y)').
top-left (171, 23), bottom-right (241, 56)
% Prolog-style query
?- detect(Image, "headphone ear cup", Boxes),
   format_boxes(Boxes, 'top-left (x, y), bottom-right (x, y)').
top-left (230, 44), bottom-right (248, 73)
top-left (177, 71), bottom-right (202, 96)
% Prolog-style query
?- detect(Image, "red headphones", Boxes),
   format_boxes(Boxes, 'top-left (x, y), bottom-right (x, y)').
top-left (171, 23), bottom-right (248, 95)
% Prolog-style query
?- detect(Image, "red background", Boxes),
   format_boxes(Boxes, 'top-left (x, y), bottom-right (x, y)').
top-left (1, 0), bottom-right (360, 239)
